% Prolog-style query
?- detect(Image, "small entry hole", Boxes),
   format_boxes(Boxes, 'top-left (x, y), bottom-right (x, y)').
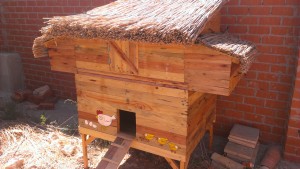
top-left (119, 110), bottom-right (136, 136)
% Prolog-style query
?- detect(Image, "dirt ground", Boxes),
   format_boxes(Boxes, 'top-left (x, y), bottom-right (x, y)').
top-left (0, 99), bottom-right (300, 169)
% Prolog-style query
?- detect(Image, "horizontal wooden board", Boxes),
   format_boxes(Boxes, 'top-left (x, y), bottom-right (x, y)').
top-left (136, 125), bottom-right (186, 145)
top-left (77, 69), bottom-right (188, 90)
top-left (79, 118), bottom-right (117, 136)
top-left (136, 133), bottom-right (186, 156)
top-left (79, 127), bottom-right (187, 161)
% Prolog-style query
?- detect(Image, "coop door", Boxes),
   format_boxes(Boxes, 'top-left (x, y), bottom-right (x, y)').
top-left (108, 41), bottom-right (139, 75)
top-left (119, 110), bottom-right (136, 136)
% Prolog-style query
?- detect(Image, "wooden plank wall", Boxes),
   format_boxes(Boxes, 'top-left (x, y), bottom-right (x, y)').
top-left (186, 91), bottom-right (216, 157)
top-left (76, 72), bottom-right (189, 156)
top-left (184, 45), bottom-right (235, 96)
top-left (45, 37), bottom-right (241, 96)
top-left (45, 38), bottom-right (76, 73)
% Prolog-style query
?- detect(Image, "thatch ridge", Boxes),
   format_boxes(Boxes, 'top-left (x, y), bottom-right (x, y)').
top-left (40, 0), bottom-right (228, 44)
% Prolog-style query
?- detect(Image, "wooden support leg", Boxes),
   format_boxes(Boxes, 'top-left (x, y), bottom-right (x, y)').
top-left (180, 161), bottom-right (186, 169)
top-left (165, 158), bottom-right (179, 169)
top-left (209, 125), bottom-right (214, 151)
top-left (81, 134), bottom-right (88, 169)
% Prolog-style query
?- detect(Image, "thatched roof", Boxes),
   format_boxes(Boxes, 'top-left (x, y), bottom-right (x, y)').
top-left (196, 33), bottom-right (257, 73)
top-left (33, 0), bottom-right (257, 73)
top-left (41, 0), bottom-right (228, 44)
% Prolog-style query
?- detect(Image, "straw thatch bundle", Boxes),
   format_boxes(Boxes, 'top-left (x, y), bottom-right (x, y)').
top-left (196, 33), bottom-right (257, 73)
top-left (40, 0), bottom-right (228, 44)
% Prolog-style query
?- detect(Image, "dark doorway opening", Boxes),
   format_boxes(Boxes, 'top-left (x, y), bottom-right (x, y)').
top-left (119, 110), bottom-right (136, 136)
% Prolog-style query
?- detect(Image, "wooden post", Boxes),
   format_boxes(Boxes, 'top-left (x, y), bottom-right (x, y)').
top-left (81, 134), bottom-right (88, 169)
top-left (209, 125), bottom-right (214, 150)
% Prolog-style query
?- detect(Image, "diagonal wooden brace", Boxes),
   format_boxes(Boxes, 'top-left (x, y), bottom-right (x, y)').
top-left (109, 41), bottom-right (138, 74)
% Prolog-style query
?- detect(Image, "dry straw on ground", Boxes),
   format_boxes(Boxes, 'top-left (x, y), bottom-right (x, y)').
top-left (0, 120), bottom-right (110, 169)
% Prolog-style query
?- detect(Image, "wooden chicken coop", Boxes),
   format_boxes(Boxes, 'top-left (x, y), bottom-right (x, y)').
top-left (33, 0), bottom-right (257, 169)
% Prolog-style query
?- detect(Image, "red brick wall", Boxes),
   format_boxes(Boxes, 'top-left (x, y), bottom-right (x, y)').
top-left (217, 0), bottom-right (300, 146)
top-left (1, 0), bottom-right (300, 161)
top-left (0, 0), bottom-right (113, 99)
top-left (284, 44), bottom-right (300, 162)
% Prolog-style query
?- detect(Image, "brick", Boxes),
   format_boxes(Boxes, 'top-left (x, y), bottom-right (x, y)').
top-left (244, 97), bottom-right (265, 106)
top-left (286, 0), bottom-right (300, 5)
top-left (283, 18), bottom-right (300, 26)
top-left (236, 104), bottom-right (255, 113)
top-left (288, 118), bottom-right (300, 128)
top-left (240, 34), bottom-right (261, 43)
top-left (223, 109), bottom-right (244, 119)
top-left (262, 36), bottom-right (284, 45)
top-left (249, 26), bottom-right (270, 34)
top-left (286, 137), bottom-right (300, 147)
top-left (226, 0), bottom-right (239, 5)
top-left (271, 65), bottom-right (287, 73)
top-left (272, 27), bottom-right (294, 35)
top-left (237, 16), bottom-right (258, 25)
top-left (240, 0), bottom-right (262, 5)
top-left (263, 0), bottom-right (286, 5)
top-left (221, 16), bottom-right (236, 24)
top-left (272, 126), bottom-right (285, 135)
top-left (260, 132), bottom-right (282, 143)
top-left (228, 7), bottom-right (249, 15)
top-left (248, 80), bottom-right (269, 90)
top-left (284, 145), bottom-right (300, 156)
top-left (284, 153), bottom-right (300, 162)
top-left (244, 113), bottom-right (264, 122)
top-left (272, 46), bottom-right (295, 55)
top-left (265, 117), bottom-right (287, 126)
top-left (248, 7), bottom-right (271, 15)
top-left (272, 7), bottom-right (295, 16)
top-left (251, 62), bottom-right (270, 71)
top-left (259, 17), bottom-right (281, 25)
top-left (286, 127), bottom-right (300, 138)
top-left (227, 25), bottom-right (248, 33)
top-left (256, 107), bottom-right (276, 116)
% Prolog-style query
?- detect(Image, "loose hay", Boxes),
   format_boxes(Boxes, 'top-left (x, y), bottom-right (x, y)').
top-left (0, 123), bottom-right (81, 168)
top-left (0, 121), bottom-right (111, 169)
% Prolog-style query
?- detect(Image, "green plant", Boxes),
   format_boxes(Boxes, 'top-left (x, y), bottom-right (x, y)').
top-left (40, 114), bottom-right (47, 125)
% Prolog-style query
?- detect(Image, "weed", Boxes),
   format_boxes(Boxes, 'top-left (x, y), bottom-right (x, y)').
top-left (40, 114), bottom-right (47, 125)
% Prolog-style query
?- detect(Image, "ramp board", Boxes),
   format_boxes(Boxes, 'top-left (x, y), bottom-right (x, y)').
top-left (96, 133), bottom-right (135, 169)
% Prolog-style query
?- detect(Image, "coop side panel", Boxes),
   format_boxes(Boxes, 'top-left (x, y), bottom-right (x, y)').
top-left (44, 38), bottom-right (76, 73)
top-left (184, 46), bottom-right (233, 96)
top-left (186, 91), bottom-right (217, 157)
top-left (75, 73), bottom-right (189, 156)
top-left (74, 39), bottom-right (185, 83)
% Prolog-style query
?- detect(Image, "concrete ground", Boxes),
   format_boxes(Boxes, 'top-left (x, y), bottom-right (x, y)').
top-left (1, 97), bottom-right (299, 169)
